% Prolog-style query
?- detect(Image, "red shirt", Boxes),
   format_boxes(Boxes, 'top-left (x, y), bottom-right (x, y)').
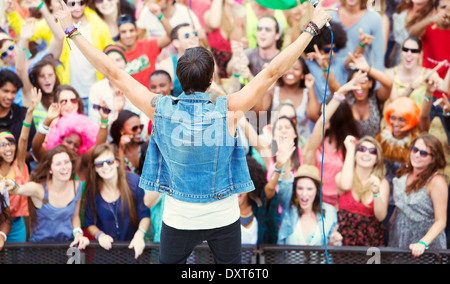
top-left (421, 24), bottom-right (450, 98)
top-left (125, 38), bottom-right (161, 89)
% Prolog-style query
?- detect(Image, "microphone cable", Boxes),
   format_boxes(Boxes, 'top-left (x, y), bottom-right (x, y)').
top-left (319, 25), bottom-right (334, 265)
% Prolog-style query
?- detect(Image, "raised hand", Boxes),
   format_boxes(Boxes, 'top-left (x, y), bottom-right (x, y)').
top-left (329, 225), bottom-right (343, 246)
top-left (358, 28), bottom-right (374, 48)
top-left (348, 52), bottom-right (370, 73)
top-left (54, 0), bottom-right (74, 31)
top-left (343, 135), bottom-right (357, 151)
top-left (310, 0), bottom-right (334, 30)
top-left (336, 70), bottom-right (366, 95)
top-left (47, 103), bottom-right (61, 121)
top-left (28, 87), bottom-right (42, 113)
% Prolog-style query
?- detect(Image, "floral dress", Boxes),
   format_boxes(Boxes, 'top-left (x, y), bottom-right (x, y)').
top-left (338, 191), bottom-right (385, 247)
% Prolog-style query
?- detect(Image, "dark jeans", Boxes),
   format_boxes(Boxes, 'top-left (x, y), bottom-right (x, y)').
top-left (159, 219), bottom-right (242, 264)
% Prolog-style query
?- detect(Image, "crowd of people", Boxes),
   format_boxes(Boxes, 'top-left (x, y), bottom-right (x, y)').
top-left (0, 0), bottom-right (449, 262)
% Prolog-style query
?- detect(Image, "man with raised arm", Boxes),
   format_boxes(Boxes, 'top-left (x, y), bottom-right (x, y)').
top-left (55, 0), bottom-right (332, 264)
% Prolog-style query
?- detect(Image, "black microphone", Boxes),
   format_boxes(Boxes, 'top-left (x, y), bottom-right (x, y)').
top-left (309, 0), bottom-right (331, 29)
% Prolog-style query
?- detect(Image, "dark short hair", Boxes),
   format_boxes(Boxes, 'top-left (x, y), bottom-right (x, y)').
top-left (150, 69), bottom-right (172, 82)
top-left (0, 69), bottom-right (23, 90)
top-left (305, 21), bottom-right (347, 53)
top-left (176, 47), bottom-right (215, 95)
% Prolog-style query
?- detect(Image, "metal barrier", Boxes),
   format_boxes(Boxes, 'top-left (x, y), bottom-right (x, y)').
top-left (1, 242), bottom-right (449, 264)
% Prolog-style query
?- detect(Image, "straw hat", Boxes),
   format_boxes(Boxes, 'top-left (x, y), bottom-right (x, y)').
top-left (295, 164), bottom-right (321, 188)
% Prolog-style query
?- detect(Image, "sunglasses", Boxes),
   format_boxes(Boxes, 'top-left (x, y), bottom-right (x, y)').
top-left (183, 31), bottom-right (198, 39)
top-left (257, 26), bottom-right (273, 32)
top-left (323, 47), bottom-right (339, 54)
top-left (356, 145), bottom-right (377, 155)
top-left (1, 44), bottom-right (14, 59)
top-left (131, 124), bottom-right (144, 132)
top-left (401, 47), bottom-right (420, 54)
top-left (92, 104), bottom-right (112, 115)
top-left (411, 145), bottom-right (432, 158)
top-left (59, 98), bottom-right (78, 105)
top-left (66, 0), bottom-right (86, 7)
top-left (94, 158), bottom-right (116, 168)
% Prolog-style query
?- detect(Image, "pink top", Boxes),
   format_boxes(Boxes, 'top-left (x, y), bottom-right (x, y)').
top-left (315, 144), bottom-right (343, 206)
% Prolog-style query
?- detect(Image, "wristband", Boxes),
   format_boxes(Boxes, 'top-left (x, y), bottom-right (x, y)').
top-left (138, 227), bottom-right (147, 236)
top-left (72, 227), bottom-right (83, 236)
top-left (373, 192), bottom-right (381, 198)
top-left (158, 13), bottom-right (163, 20)
top-left (0, 231), bottom-right (7, 242)
top-left (37, 123), bottom-right (50, 135)
top-left (359, 42), bottom-right (366, 48)
top-left (64, 25), bottom-right (77, 35)
top-left (37, 1), bottom-right (44, 9)
top-left (23, 121), bottom-right (31, 128)
top-left (100, 119), bottom-right (109, 124)
top-left (273, 164), bottom-right (283, 173)
top-left (95, 231), bottom-right (104, 240)
top-left (322, 68), bottom-right (328, 73)
top-left (302, 28), bottom-right (315, 37)
top-left (423, 96), bottom-right (432, 102)
top-left (17, 46), bottom-right (32, 59)
top-left (333, 92), bottom-right (346, 103)
top-left (418, 241), bottom-right (428, 249)
top-left (232, 73), bottom-right (241, 78)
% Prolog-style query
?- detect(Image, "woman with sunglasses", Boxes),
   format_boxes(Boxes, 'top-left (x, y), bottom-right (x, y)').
top-left (5, 144), bottom-right (90, 248)
top-left (84, 143), bottom-right (150, 259)
top-left (0, 87), bottom-right (40, 243)
top-left (385, 36), bottom-right (441, 107)
top-left (335, 135), bottom-right (389, 246)
top-left (110, 110), bottom-right (147, 176)
top-left (389, 134), bottom-right (448, 256)
top-left (203, 0), bottom-right (246, 79)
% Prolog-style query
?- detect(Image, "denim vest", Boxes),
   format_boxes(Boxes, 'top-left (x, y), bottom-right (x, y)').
top-left (139, 92), bottom-right (254, 203)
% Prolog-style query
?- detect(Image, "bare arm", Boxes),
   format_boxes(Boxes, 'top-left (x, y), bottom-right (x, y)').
top-left (203, 0), bottom-right (223, 32)
top-left (227, 2), bottom-right (333, 119)
top-left (334, 135), bottom-right (357, 193)
top-left (55, 1), bottom-right (157, 121)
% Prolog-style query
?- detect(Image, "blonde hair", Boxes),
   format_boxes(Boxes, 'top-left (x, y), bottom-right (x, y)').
top-left (353, 136), bottom-right (385, 206)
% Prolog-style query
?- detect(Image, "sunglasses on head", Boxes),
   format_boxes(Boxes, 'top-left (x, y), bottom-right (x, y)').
top-left (92, 104), bottom-right (112, 115)
top-left (356, 145), bottom-right (377, 155)
top-left (131, 124), bottom-right (144, 132)
top-left (59, 98), bottom-right (78, 105)
top-left (66, 0), bottom-right (86, 7)
top-left (257, 26), bottom-right (273, 32)
top-left (401, 47), bottom-right (420, 54)
top-left (183, 31), bottom-right (198, 39)
top-left (94, 158), bottom-right (116, 168)
top-left (1, 44), bottom-right (14, 59)
top-left (323, 47), bottom-right (339, 54)
top-left (411, 145), bottom-right (432, 158)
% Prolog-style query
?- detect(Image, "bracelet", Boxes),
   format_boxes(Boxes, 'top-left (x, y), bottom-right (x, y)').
top-left (100, 119), bottom-right (109, 124)
top-left (424, 96), bottom-right (432, 102)
top-left (138, 227), bottom-right (147, 236)
top-left (418, 241), bottom-right (428, 249)
top-left (333, 92), bottom-right (346, 103)
top-left (37, 123), bottom-right (50, 135)
top-left (273, 164), bottom-right (283, 173)
top-left (17, 46), bottom-right (32, 59)
top-left (322, 68), bottom-right (329, 73)
top-left (72, 227), bottom-right (83, 236)
top-left (443, 112), bottom-right (450, 117)
top-left (232, 73), bottom-right (241, 78)
top-left (373, 192), bottom-right (381, 198)
top-left (359, 42), bottom-right (366, 48)
top-left (68, 32), bottom-right (82, 39)
top-left (37, 1), bottom-right (44, 9)
top-left (302, 28), bottom-right (315, 37)
top-left (100, 124), bottom-right (109, 129)
top-left (308, 21), bottom-right (320, 35)
top-left (158, 13), bottom-right (163, 20)
top-left (23, 121), bottom-right (31, 128)
top-left (95, 231), bottom-right (104, 240)
top-left (64, 25), bottom-right (77, 35)
top-left (0, 231), bottom-right (7, 242)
